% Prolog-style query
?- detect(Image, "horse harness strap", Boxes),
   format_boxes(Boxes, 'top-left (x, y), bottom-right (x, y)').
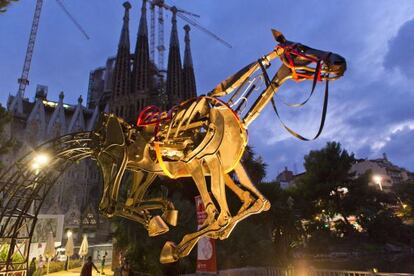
top-left (258, 55), bottom-right (330, 141)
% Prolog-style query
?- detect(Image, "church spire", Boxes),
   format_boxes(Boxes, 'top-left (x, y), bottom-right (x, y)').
top-left (119, 2), bottom-right (131, 48)
top-left (166, 7), bottom-right (182, 108)
top-left (132, 0), bottom-right (150, 93)
top-left (182, 25), bottom-right (197, 99)
top-left (111, 2), bottom-right (132, 117)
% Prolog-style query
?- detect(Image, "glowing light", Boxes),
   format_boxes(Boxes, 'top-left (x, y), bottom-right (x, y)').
top-left (34, 153), bottom-right (49, 166)
top-left (372, 175), bottom-right (383, 191)
top-left (67, 230), bottom-right (72, 238)
top-left (337, 187), bottom-right (348, 194)
top-left (31, 153), bottom-right (50, 172)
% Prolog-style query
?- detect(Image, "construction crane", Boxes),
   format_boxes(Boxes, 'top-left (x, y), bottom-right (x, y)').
top-left (17, 0), bottom-right (89, 98)
top-left (147, 0), bottom-right (231, 73)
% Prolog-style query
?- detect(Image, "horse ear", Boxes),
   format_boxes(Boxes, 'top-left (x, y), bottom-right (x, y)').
top-left (272, 29), bottom-right (286, 43)
top-left (105, 115), bottom-right (125, 146)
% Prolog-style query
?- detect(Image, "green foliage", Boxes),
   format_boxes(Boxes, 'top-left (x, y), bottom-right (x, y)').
top-left (43, 260), bottom-right (82, 274)
top-left (241, 145), bottom-right (267, 184)
top-left (0, 104), bottom-right (16, 171)
top-left (0, 244), bottom-right (25, 263)
top-left (0, 0), bottom-right (17, 13)
top-left (394, 180), bottom-right (414, 219)
top-left (0, 245), bottom-right (8, 261)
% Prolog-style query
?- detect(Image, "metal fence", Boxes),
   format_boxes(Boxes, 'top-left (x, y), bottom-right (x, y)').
top-left (309, 268), bottom-right (414, 276)
top-left (204, 267), bottom-right (414, 276)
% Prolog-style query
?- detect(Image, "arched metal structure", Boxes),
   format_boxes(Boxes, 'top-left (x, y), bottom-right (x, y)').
top-left (0, 132), bottom-right (92, 275)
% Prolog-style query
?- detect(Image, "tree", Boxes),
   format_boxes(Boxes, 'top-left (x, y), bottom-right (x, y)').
top-left (0, 104), bottom-right (15, 171)
top-left (240, 145), bottom-right (267, 184)
top-left (0, 0), bottom-right (18, 13)
top-left (293, 142), bottom-right (356, 232)
top-left (394, 180), bottom-right (414, 220)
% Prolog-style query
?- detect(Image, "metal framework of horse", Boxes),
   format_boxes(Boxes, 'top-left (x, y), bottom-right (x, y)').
top-left (0, 29), bottom-right (346, 273)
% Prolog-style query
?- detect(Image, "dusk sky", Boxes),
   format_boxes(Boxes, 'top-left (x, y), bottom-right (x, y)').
top-left (1, 1), bottom-right (413, 180)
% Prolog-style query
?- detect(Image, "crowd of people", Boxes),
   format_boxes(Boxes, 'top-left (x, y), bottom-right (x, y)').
top-left (26, 252), bottom-right (121, 276)
top-left (27, 255), bottom-right (44, 276)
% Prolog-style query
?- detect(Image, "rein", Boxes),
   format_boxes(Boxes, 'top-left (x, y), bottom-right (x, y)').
top-left (258, 45), bottom-right (331, 141)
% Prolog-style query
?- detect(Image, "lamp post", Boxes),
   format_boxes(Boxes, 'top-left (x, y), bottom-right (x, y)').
top-left (65, 230), bottom-right (74, 270)
top-left (372, 175), bottom-right (383, 191)
top-left (30, 153), bottom-right (50, 213)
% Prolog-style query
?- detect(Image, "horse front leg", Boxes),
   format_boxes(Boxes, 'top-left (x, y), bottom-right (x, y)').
top-left (97, 147), bottom-right (128, 217)
top-left (205, 154), bottom-right (231, 227)
top-left (124, 171), bottom-right (178, 236)
top-left (185, 159), bottom-right (218, 226)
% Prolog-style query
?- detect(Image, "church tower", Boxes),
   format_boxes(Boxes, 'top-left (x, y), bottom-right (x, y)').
top-left (131, 0), bottom-right (150, 94)
top-left (166, 7), bottom-right (183, 108)
top-left (182, 25), bottom-right (197, 99)
top-left (97, 1), bottom-right (199, 120)
top-left (111, 2), bottom-right (132, 120)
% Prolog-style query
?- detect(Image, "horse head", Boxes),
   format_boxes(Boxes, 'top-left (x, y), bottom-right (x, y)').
top-left (272, 29), bottom-right (346, 82)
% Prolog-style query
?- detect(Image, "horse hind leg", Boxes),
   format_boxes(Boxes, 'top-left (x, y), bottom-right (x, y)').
top-left (160, 219), bottom-right (223, 263)
top-left (234, 162), bottom-right (270, 211)
top-left (216, 163), bottom-right (271, 240)
top-left (160, 154), bottom-right (231, 263)
top-left (224, 173), bottom-right (254, 214)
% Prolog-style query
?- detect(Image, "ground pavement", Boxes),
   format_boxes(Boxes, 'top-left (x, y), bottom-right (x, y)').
top-left (47, 265), bottom-right (114, 276)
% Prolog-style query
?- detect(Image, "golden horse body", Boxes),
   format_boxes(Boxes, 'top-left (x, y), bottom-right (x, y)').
top-left (90, 29), bottom-right (346, 263)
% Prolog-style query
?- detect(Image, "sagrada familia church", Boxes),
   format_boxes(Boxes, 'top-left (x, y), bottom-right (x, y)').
top-left (5, 1), bottom-right (197, 244)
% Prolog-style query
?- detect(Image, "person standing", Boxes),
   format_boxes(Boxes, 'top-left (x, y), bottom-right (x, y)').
top-left (27, 257), bottom-right (37, 276)
top-left (101, 252), bottom-right (107, 275)
top-left (120, 261), bottom-right (132, 276)
top-left (38, 255), bottom-right (44, 276)
top-left (80, 256), bottom-right (99, 276)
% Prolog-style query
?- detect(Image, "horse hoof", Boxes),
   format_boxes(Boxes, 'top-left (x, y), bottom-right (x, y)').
top-left (162, 210), bottom-right (178, 226)
top-left (160, 241), bottom-right (178, 263)
top-left (263, 199), bottom-right (271, 211)
top-left (148, 215), bottom-right (169, 237)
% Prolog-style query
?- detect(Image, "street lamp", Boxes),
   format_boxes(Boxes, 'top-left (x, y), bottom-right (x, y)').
top-left (65, 230), bottom-right (74, 270)
top-left (372, 175), bottom-right (383, 191)
top-left (31, 153), bottom-right (50, 173)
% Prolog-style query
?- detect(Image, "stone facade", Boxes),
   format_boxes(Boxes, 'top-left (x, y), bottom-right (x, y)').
top-left (6, 86), bottom-right (109, 244)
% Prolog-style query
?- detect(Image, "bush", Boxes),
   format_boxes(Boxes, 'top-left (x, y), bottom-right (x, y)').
top-left (41, 259), bottom-right (82, 274)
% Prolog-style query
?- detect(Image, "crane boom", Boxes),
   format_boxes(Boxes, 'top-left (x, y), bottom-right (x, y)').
top-left (146, 0), bottom-right (232, 72)
top-left (150, 3), bottom-right (156, 62)
top-left (55, 0), bottom-right (90, 40)
top-left (16, 0), bottom-right (89, 98)
top-left (177, 13), bottom-right (232, 48)
top-left (17, 0), bottom-right (43, 97)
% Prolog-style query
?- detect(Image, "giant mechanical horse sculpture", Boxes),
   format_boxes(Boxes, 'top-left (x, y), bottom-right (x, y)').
top-left (0, 29), bottom-right (346, 272)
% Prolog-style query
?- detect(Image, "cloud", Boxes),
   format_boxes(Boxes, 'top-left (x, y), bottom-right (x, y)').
top-left (384, 18), bottom-right (414, 78)
top-left (1, 0), bottom-right (413, 181)
top-left (379, 127), bottom-right (414, 170)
